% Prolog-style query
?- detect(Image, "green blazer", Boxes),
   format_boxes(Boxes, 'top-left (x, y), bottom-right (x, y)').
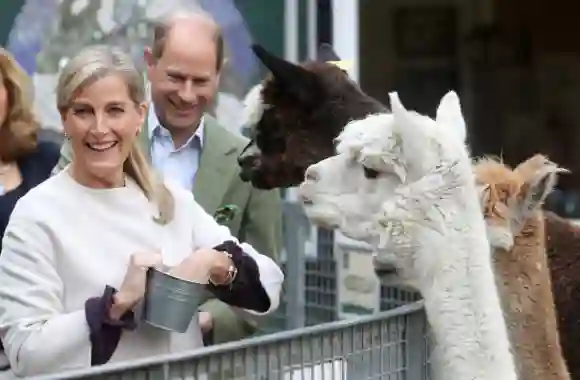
top-left (53, 115), bottom-right (283, 344)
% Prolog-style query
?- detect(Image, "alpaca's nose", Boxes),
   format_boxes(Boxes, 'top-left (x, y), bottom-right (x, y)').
top-left (238, 140), bottom-right (263, 167)
top-left (304, 166), bottom-right (319, 182)
top-left (238, 151), bottom-right (260, 169)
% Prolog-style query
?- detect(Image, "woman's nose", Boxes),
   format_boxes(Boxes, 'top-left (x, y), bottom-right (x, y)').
top-left (91, 116), bottom-right (110, 135)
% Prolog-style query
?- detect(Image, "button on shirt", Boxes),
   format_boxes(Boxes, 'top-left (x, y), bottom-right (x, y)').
top-left (148, 107), bottom-right (204, 190)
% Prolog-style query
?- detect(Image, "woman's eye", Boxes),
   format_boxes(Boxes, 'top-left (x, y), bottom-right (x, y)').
top-left (363, 166), bottom-right (380, 179)
top-left (109, 107), bottom-right (124, 114)
top-left (72, 108), bottom-right (89, 116)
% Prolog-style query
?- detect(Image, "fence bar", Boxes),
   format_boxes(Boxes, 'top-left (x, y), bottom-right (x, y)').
top-left (30, 302), bottom-right (425, 380)
top-left (283, 202), bottom-right (308, 329)
top-left (406, 307), bottom-right (428, 380)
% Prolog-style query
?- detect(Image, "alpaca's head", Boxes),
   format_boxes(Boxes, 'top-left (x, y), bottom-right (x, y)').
top-left (299, 90), bottom-right (468, 241)
top-left (473, 154), bottom-right (566, 250)
top-left (237, 44), bottom-right (386, 190)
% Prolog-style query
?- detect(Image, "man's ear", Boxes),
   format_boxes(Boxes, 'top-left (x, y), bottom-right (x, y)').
top-left (516, 161), bottom-right (568, 217)
top-left (143, 47), bottom-right (154, 67)
top-left (143, 47), bottom-right (157, 84)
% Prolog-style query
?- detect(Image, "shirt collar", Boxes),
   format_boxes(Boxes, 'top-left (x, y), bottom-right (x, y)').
top-left (147, 103), bottom-right (205, 149)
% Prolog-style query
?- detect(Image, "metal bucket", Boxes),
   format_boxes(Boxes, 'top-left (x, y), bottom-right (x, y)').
top-left (142, 268), bottom-right (205, 333)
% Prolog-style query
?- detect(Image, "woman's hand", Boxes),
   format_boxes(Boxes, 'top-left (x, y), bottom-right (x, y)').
top-left (168, 248), bottom-right (234, 285)
top-left (109, 252), bottom-right (163, 320)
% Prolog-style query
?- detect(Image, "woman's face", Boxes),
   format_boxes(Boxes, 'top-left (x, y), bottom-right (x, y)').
top-left (62, 74), bottom-right (146, 187)
top-left (0, 71), bottom-right (7, 128)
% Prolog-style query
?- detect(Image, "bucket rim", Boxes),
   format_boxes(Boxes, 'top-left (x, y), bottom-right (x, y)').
top-left (148, 267), bottom-right (207, 286)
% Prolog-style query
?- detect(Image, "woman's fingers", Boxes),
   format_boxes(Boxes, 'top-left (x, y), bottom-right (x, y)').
top-left (130, 251), bottom-right (163, 270)
top-left (168, 251), bottom-right (216, 283)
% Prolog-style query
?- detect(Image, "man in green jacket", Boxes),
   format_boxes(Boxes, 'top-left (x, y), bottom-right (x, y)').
top-left (52, 10), bottom-right (282, 345)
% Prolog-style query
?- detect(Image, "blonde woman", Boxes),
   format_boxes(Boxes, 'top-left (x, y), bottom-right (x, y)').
top-left (0, 45), bottom-right (283, 378)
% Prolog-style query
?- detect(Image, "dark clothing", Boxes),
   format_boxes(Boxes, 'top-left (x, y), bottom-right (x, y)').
top-left (85, 241), bottom-right (270, 365)
top-left (85, 287), bottom-right (137, 366)
top-left (0, 141), bottom-right (60, 240)
top-left (0, 140), bottom-right (60, 360)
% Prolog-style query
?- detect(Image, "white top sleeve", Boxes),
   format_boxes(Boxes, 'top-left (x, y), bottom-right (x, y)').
top-left (189, 197), bottom-right (284, 316)
top-left (0, 202), bottom-right (91, 377)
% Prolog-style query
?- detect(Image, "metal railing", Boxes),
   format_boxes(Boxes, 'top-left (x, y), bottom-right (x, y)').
top-left (31, 301), bottom-right (430, 380)
top-left (263, 201), bottom-right (423, 332)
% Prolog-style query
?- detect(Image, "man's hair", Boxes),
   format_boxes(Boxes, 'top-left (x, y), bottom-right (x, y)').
top-left (150, 9), bottom-right (225, 72)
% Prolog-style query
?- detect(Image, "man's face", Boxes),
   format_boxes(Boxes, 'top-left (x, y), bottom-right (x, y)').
top-left (146, 28), bottom-right (220, 132)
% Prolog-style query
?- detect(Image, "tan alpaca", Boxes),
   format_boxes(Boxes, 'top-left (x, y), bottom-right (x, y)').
top-left (473, 155), bottom-right (570, 380)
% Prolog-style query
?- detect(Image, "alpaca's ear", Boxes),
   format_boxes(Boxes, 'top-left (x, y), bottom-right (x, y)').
top-left (251, 44), bottom-right (320, 103)
top-left (388, 91), bottom-right (422, 145)
top-left (317, 43), bottom-right (352, 71)
top-left (389, 91), bottom-right (406, 115)
top-left (317, 43), bottom-right (341, 62)
top-left (516, 161), bottom-right (568, 217)
top-left (514, 154), bottom-right (559, 179)
top-left (435, 91), bottom-right (466, 143)
top-left (388, 91), bottom-right (411, 131)
top-left (389, 91), bottom-right (424, 140)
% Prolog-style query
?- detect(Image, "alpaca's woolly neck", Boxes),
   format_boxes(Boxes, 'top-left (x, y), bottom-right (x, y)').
top-left (493, 213), bottom-right (570, 380)
top-left (420, 201), bottom-right (517, 380)
top-left (373, 168), bottom-right (518, 380)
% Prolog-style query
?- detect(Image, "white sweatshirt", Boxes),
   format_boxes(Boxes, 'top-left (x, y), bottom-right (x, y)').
top-left (0, 170), bottom-right (283, 377)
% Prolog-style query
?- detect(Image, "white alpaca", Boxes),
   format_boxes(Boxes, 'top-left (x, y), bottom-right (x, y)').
top-left (298, 91), bottom-right (518, 380)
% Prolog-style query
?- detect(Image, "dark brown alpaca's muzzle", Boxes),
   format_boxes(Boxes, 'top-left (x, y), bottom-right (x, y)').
top-left (238, 141), bottom-right (263, 182)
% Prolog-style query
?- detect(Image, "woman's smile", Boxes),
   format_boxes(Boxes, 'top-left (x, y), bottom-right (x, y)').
top-left (85, 141), bottom-right (119, 152)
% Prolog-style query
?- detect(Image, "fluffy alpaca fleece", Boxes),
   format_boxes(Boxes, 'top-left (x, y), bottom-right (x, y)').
top-left (473, 155), bottom-right (570, 380)
top-left (544, 212), bottom-right (580, 380)
top-left (299, 91), bottom-right (517, 380)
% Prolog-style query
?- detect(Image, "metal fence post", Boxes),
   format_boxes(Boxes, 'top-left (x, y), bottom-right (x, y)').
top-left (283, 202), bottom-right (307, 329)
top-left (405, 305), bottom-right (428, 380)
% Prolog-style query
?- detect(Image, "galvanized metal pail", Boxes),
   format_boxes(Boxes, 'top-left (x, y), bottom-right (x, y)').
top-left (142, 268), bottom-right (205, 333)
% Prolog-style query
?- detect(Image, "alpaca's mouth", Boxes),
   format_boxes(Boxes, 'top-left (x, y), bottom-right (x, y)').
top-left (239, 167), bottom-right (253, 182)
top-left (239, 168), bottom-right (277, 190)
top-left (298, 184), bottom-right (316, 206)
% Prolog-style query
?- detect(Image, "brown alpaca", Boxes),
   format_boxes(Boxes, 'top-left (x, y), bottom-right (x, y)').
top-left (473, 155), bottom-right (570, 380)
top-left (237, 44), bottom-right (386, 189)
top-left (543, 211), bottom-right (580, 380)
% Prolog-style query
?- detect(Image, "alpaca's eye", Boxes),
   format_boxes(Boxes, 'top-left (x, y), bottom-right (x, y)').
top-left (363, 166), bottom-right (380, 179)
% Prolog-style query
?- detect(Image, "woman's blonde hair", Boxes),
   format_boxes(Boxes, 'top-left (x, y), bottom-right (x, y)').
top-left (56, 45), bottom-right (174, 225)
top-left (0, 47), bottom-right (39, 162)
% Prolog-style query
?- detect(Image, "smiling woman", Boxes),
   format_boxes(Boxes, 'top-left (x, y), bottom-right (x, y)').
top-left (56, 49), bottom-right (152, 194)
top-left (0, 45), bottom-right (283, 377)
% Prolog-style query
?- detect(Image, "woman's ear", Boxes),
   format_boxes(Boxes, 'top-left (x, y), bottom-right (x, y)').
top-left (59, 108), bottom-right (72, 138)
top-left (136, 101), bottom-right (148, 132)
